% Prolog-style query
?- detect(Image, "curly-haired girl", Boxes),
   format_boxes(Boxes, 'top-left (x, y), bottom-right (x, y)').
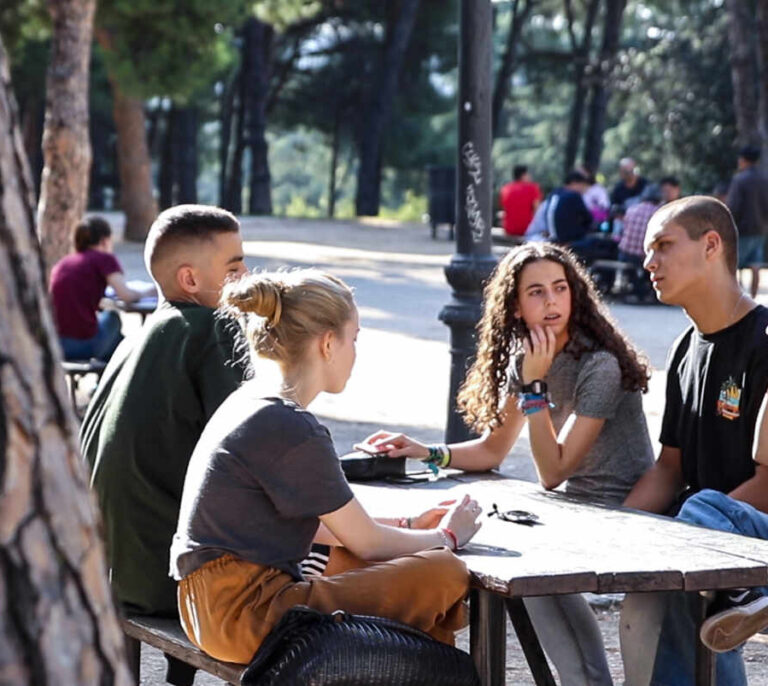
top-left (359, 242), bottom-right (655, 686)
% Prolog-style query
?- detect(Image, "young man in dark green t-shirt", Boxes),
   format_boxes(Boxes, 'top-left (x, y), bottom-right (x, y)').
top-left (80, 205), bottom-right (250, 683)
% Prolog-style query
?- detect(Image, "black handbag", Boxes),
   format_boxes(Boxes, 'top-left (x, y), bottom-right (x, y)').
top-left (240, 605), bottom-right (481, 686)
top-left (339, 451), bottom-right (407, 482)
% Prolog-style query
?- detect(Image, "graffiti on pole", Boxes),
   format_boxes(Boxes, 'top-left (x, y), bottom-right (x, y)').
top-left (461, 141), bottom-right (485, 243)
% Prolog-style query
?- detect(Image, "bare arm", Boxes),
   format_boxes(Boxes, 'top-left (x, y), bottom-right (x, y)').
top-left (527, 410), bottom-right (605, 490)
top-left (106, 272), bottom-right (146, 303)
top-left (360, 393), bottom-right (526, 472)
top-left (319, 495), bottom-right (481, 561)
top-left (622, 445), bottom-right (685, 513)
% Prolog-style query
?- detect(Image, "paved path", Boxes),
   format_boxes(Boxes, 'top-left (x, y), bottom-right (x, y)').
top-left (106, 214), bottom-right (768, 684)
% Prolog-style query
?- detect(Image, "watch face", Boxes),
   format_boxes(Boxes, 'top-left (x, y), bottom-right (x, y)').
top-left (531, 380), bottom-right (544, 394)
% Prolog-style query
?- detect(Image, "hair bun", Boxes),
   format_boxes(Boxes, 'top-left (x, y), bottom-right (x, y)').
top-left (222, 273), bottom-right (283, 327)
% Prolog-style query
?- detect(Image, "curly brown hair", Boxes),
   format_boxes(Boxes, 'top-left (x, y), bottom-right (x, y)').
top-left (457, 243), bottom-right (650, 433)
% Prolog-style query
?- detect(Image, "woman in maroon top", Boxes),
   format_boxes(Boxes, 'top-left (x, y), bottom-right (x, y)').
top-left (50, 217), bottom-right (145, 361)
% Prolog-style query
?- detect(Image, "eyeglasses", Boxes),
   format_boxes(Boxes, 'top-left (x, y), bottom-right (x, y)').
top-left (488, 503), bottom-right (540, 526)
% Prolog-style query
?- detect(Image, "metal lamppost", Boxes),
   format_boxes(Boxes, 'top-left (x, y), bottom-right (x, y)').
top-left (439, 0), bottom-right (497, 443)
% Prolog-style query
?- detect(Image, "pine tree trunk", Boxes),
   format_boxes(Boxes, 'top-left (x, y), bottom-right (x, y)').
top-left (218, 74), bottom-right (237, 207)
top-left (562, 0), bottom-right (600, 174)
top-left (726, 0), bottom-right (761, 147)
top-left (327, 109), bottom-right (340, 218)
top-left (110, 85), bottom-right (157, 241)
top-left (244, 18), bottom-right (273, 216)
top-left (159, 106), bottom-right (174, 210)
top-left (355, 0), bottom-right (421, 217)
top-left (175, 106), bottom-right (198, 205)
top-left (583, 0), bottom-right (627, 173)
top-left (491, 0), bottom-right (534, 139)
top-left (36, 0), bottom-right (96, 278)
top-left (224, 62), bottom-right (246, 214)
top-left (0, 35), bottom-right (132, 686)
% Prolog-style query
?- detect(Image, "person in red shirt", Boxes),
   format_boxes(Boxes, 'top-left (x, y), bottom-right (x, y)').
top-left (50, 216), bottom-right (147, 361)
top-left (499, 165), bottom-right (541, 236)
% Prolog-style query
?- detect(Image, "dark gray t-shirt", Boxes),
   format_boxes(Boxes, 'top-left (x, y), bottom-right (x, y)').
top-left (171, 388), bottom-right (354, 581)
top-left (510, 347), bottom-right (654, 505)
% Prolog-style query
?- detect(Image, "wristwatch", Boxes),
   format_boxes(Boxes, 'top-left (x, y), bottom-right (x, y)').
top-left (521, 379), bottom-right (548, 394)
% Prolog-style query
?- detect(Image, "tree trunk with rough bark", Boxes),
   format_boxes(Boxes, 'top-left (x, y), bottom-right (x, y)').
top-left (244, 18), bottom-right (273, 216)
top-left (95, 29), bottom-right (157, 242)
top-left (562, 0), bottom-right (600, 174)
top-left (159, 106), bottom-right (198, 210)
top-left (726, 0), bottom-right (761, 147)
top-left (110, 85), bottom-right (157, 241)
top-left (36, 0), bottom-right (95, 278)
top-left (491, 0), bottom-right (535, 139)
top-left (355, 0), bottom-right (421, 216)
top-left (582, 0), bottom-right (626, 172)
top-left (0, 35), bottom-right (132, 686)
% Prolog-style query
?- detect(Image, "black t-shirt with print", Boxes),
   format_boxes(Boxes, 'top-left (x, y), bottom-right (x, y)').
top-left (661, 305), bottom-right (768, 495)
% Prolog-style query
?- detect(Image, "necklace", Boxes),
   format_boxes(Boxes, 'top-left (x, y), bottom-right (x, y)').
top-left (729, 292), bottom-right (746, 327)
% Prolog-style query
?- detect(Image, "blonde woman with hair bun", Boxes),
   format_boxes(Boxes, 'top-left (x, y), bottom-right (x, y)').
top-left (170, 268), bottom-right (482, 664)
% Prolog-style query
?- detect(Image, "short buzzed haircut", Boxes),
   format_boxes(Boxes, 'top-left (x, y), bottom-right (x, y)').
top-left (651, 195), bottom-right (738, 274)
top-left (513, 165), bottom-right (528, 181)
top-left (144, 204), bottom-right (240, 278)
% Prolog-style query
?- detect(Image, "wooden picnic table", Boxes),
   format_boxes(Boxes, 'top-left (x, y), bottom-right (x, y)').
top-left (353, 472), bottom-right (768, 686)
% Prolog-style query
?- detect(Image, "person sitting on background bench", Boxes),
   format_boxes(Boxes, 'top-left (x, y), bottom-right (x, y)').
top-left (80, 205), bottom-right (251, 685)
top-left (620, 196), bottom-right (768, 686)
top-left (170, 268), bottom-right (482, 664)
top-left (49, 216), bottom-right (149, 362)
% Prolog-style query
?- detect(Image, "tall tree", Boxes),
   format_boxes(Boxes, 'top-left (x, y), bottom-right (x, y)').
top-left (725, 0), bottom-right (761, 147)
top-left (562, 0), bottom-right (601, 174)
top-left (221, 17), bottom-right (273, 214)
top-left (582, 0), bottom-right (626, 172)
top-left (0, 34), bottom-right (132, 686)
top-left (36, 0), bottom-right (95, 276)
top-left (355, 0), bottom-right (421, 216)
top-left (96, 0), bottom-right (247, 240)
top-left (492, 0), bottom-right (536, 139)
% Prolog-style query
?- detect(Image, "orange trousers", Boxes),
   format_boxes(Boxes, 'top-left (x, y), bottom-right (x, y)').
top-left (178, 546), bottom-right (470, 664)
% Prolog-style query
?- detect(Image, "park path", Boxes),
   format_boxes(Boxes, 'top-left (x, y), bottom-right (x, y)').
top-left (108, 214), bottom-right (768, 684)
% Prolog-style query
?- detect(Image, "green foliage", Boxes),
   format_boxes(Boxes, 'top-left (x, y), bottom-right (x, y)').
top-left (96, 0), bottom-right (249, 100)
top-left (253, 0), bottom-right (323, 31)
top-left (492, 0), bottom-right (738, 197)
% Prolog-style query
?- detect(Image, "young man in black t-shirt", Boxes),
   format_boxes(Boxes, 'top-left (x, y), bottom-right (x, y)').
top-left (619, 196), bottom-right (768, 685)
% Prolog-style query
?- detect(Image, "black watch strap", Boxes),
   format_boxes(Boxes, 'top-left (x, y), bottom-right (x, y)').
top-left (521, 379), bottom-right (547, 394)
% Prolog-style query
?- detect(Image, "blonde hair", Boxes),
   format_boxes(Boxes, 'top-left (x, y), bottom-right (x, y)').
top-left (221, 269), bottom-right (356, 364)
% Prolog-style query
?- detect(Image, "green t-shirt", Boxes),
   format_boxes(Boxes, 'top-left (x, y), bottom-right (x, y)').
top-left (80, 301), bottom-right (250, 615)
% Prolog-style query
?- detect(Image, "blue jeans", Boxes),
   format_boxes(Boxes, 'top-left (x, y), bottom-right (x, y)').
top-left (650, 489), bottom-right (768, 685)
top-left (60, 310), bottom-right (123, 362)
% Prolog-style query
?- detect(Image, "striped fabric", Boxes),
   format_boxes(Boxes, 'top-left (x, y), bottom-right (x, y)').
top-left (300, 544), bottom-right (331, 577)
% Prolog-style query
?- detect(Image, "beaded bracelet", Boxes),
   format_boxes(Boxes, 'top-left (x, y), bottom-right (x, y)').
top-left (424, 443), bottom-right (452, 469)
top-left (518, 392), bottom-right (554, 416)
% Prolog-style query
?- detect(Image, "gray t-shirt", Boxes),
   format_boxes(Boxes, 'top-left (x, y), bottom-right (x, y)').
top-left (171, 387), bottom-right (354, 581)
top-left (510, 347), bottom-right (654, 505)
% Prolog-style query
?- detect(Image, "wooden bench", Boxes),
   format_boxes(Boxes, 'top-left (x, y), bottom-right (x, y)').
top-left (61, 359), bottom-right (107, 418)
top-left (122, 615), bottom-right (246, 685)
